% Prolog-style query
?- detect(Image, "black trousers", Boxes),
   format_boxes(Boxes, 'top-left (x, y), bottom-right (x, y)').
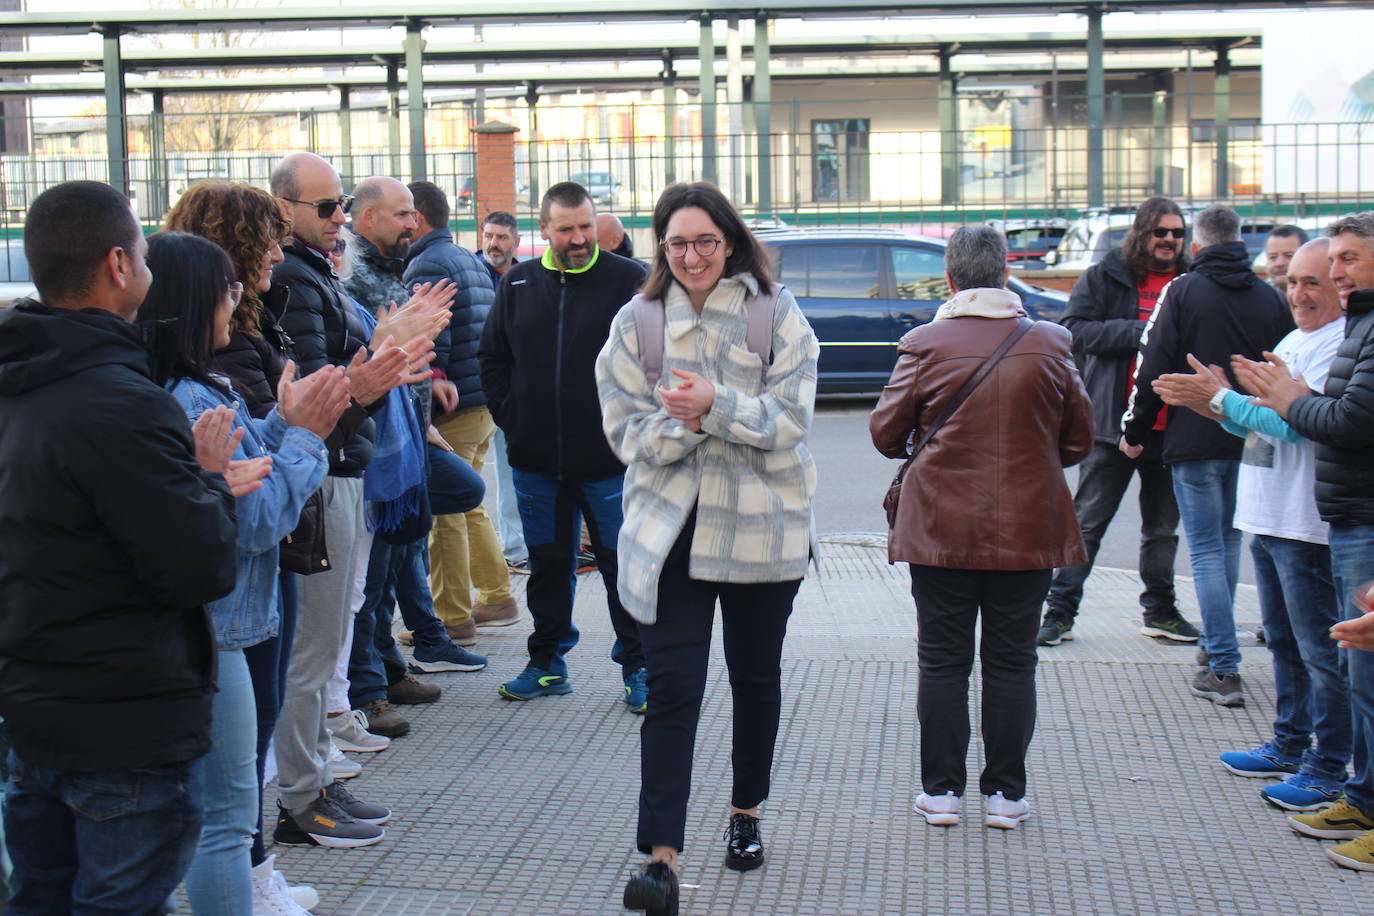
top-left (909, 564), bottom-right (1051, 800)
top-left (636, 517), bottom-right (801, 853)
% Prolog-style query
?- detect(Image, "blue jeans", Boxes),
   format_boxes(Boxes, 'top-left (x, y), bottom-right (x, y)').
top-left (492, 428), bottom-right (528, 562)
top-left (4, 750), bottom-right (204, 915)
top-left (1172, 459), bottom-right (1242, 674)
top-left (511, 468), bottom-right (643, 676)
top-left (242, 570), bottom-right (296, 865)
top-left (183, 649), bottom-right (258, 915)
top-left (1327, 522), bottom-right (1374, 814)
top-left (348, 536), bottom-right (443, 708)
top-left (1251, 535), bottom-right (1351, 782)
top-left (427, 442), bottom-right (485, 516)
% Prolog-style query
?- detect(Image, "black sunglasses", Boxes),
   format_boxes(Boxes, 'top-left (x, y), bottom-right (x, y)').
top-left (1151, 227), bottom-right (1186, 239)
top-left (283, 195), bottom-right (354, 219)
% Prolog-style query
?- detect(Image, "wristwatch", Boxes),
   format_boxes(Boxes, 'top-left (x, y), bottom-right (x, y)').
top-left (1207, 388), bottom-right (1228, 416)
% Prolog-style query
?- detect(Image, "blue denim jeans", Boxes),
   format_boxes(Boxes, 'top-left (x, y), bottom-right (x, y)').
top-left (426, 442), bottom-right (486, 516)
top-left (347, 536), bottom-right (442, 708)
top-left (242, 570), bottom-right (296, 865)
top-left (183, 649), bottom-right (258, 915)
top-left (511, 468), bottom-right (643, 676)
top-left (492, 428), bottom-right (528, 562)
top-left (1251, 535), bottom-right (1351, 782)
top-left (4, 750), bottom-right (204, 915)
top-left (1171, 459), bottom-right (1242, 674)
top-left (1327, 522), bottom-right (1374, 814)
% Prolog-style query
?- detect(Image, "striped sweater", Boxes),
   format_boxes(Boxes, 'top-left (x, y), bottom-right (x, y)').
top-left (595, 272), bottom-right (820, 624)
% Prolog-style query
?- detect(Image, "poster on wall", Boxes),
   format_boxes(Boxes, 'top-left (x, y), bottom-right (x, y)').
top-left (1263, 11), bottom-right (1374, 195)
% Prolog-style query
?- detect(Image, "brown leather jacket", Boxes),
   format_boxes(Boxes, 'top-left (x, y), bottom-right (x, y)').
top-left (870, 315), bottom-right (1093, 570)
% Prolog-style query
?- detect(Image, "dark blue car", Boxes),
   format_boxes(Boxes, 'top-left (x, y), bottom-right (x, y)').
top-left (759, 229), bottom-right (1068, 394)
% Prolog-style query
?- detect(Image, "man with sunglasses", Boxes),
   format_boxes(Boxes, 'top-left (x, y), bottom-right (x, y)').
top-left (1040, 197), bottom-right (1197, 649)
top-left (1122, 205), bottom-right (1293, 708)
top-left (478, 181), bottom-right (649, 709)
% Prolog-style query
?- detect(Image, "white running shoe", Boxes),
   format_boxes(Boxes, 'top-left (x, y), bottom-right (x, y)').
top-left (985, 792), bottom-right (1031, 829)
top-left (326, 742), bottom-right (362, 780)
top-left (914, 791), bottom-right (961, 826)
top-left (251, 855), bottom-right (311, 915)
top-left (327, 708), bottom-right (390, 753)
top-left (275, 869), bottom-right (319, 911)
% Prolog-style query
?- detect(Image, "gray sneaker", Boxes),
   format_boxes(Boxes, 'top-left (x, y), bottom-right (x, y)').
top-left (1191, 668), bottom-right (1244, 708)
top-left (274, 796), bottom-right (384, 849)
top-left (1140, 613), bottom-right (1202, 642)
top-left (323, 780), bottom-right (392, 825)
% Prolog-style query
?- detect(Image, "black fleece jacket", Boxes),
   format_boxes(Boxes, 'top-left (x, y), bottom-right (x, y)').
top-left (478, 248), bottom-right (647, 481)
top-left (1287, 289), bottom-right (1374, 524)
top-left (1121, 241), bottom-right (1293, 463)
top-left (0, 301), bottom-right (237, 772)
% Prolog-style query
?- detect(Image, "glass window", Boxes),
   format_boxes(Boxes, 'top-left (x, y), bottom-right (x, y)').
top-left (770, 245), bottom-right (807, 297)
top-left (891, 246), bottom-right (949, 301)
top-left (806, 244), bottom-right (880, 299)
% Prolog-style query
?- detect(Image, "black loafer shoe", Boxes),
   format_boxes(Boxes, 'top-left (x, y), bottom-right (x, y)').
top-left (623, 861), bottom-right (678, 915)
top-left (724, 813), bottom-right (765, 871)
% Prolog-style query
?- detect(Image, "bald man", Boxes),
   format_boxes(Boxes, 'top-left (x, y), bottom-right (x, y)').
top-left (1153, 238), bottom-right (1349, 811)
top-left (597, 211), bottom-right (634, 258)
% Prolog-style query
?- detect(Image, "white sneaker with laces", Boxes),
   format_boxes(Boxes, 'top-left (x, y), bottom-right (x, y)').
top-left (327, 742), bottom-right (362, 780)
top-left (327, 708), bottom-right (390, 753)
top-left (273, 868), bottom-right (319, 911)
top-left (985, 791), bottom-right (1030, 829)
top-left (914, 791), bottom-right (961, 826)
top-left (251, 855), bottom-right (311, 916)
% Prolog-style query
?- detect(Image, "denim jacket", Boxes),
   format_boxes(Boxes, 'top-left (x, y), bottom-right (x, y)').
top-left (169, 376), bottom-right (329, 649)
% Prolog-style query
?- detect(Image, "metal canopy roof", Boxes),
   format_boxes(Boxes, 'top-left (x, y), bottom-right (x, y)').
top-left (0, 0), bottom-right (1366, 35)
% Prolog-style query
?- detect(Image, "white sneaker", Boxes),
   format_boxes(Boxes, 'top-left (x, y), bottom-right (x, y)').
top-left (985, 792), bottom-right (1031, 829)
top-left (327, 709), bottom-right (390, 753)
top-left (327, 742), bottom-right (362, 780)
top-left (914, 791), bottom-right (961, 826)
top-left (274, 868), bottom-right (319, 911)
top-left (251, 855), bottom-right (311, 916)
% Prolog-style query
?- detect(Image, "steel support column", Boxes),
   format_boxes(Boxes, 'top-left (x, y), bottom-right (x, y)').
top-left (405, 21), bottom-right (426, 181)
top-left (1086, 4), bottom-right (1105, 208)
top-left (101, 25), bottom-right (128, 195)
top-left (339, 87), bottom-right (353, 188)
top-left (525, 83), bottom-right (540, 209)
top-left (725, 15), bottom-right (743, 200)
top-left (149, 89), bottom-right (166, 218)
top-left (387, 60), bottom-right (401, 177)
top-left (938, 46), bottom-right (959, 207)
top-left (754, 17), bottom-right (773, 214)
top-left (662, 52), bottom-right (677, 185)
top-left (1214, 42), bottom-right (1230, 198)
top-left (1152, 72), bottom-right (1168, 196)
top-left (699, 15), bottom-right (717, 185)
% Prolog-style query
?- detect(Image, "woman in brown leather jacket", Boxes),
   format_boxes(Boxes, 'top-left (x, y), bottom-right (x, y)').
top-left (870, 225), bottom-right (1093, 832)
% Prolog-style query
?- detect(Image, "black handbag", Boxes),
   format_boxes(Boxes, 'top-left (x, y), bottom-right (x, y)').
top-left (883, 319), bottom-right (1034, 528)
top-left (280, 489), bottom-right (330, 576)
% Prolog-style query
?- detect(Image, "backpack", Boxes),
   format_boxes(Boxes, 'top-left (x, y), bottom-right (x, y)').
top-left (631, 283), bottom-right (782, 387)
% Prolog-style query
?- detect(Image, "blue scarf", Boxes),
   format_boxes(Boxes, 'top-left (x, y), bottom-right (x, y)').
top-left (352, 302), bottom-right (426, 534)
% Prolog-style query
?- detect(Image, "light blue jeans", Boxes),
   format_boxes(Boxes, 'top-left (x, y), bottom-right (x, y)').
top-left (1327, 522), bottom-right (1374, 815)
top-left (183, 649), bottom-right (258, 915)
top-left (1171, 459), bottom-right (1242, 674)
top-left (493, 427), bottom-right (527, 563)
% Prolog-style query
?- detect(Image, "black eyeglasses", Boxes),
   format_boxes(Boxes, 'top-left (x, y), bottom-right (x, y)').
top-left (662, 236), bottom-right (724, 258)
top-left (1151, 227), bottom-right (1186, 239)
top-left (283, 195), bottom-right (354, 219)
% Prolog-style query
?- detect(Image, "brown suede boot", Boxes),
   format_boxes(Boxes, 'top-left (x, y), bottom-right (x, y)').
top-left (473, 597), bottom-right (520, 628)
top-left (445, 620), bottom-right (478, 646)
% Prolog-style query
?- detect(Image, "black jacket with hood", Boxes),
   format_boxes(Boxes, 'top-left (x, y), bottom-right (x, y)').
top-left (1287, 289), bottom-right (1374, 523)
top-left (0, 301), bottom-right (238, 772)
top-left (478, 246), bottom-right (646, 481)
top-left (1121, 241), bottom-right (1293, 463)
top-left (212, 283), bottom-right (295, 420)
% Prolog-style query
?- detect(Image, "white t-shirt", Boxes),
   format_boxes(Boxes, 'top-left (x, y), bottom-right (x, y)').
top-left (1234, 317), bottom-right (1345, 544)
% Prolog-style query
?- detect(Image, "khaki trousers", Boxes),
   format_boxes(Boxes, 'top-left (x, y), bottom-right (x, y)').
top-left (429, 405), bottom-right (512, 626)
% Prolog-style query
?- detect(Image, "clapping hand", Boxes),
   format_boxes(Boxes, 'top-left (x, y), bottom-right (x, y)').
top-left (1231, 352), bottom-right (1310, 419)
top-left (372, 279), bottom-right (454, 345)
top-left (1331, 582), bottom-right (1374, 651)
top-left (344, 334), bottom-right (437, 406)
top-left (277, 360), bottom-right (352, 438)
top-left (191, 405), bottom-right (272, 497)
top-left (659, 368), bottom-right (715, 434)
top-left (1153, 353), bottom-right (1230, 414)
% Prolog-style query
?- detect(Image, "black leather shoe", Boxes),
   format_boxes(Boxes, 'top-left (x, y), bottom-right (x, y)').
top-left (623, 861), bottom-right (678, 915)
top-left (724, 813), bottom-right (765, 871)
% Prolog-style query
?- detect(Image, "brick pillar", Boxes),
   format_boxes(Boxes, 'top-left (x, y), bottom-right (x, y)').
top-left (471, 120), bottom-right (519, 222)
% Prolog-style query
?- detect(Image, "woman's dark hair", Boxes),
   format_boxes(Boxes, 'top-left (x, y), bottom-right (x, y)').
top-left (641, 182), bottom-right (772, 302)
top-left (1122, 196), bottom-right (1190, 281)
top-left (138, 231), bottom-right (236, 392)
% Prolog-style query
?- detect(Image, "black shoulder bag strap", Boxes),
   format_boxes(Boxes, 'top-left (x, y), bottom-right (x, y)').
top-left (884, 318), bottom-right (1035, 526)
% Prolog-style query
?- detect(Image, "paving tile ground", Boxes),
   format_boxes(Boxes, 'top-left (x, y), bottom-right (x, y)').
top-left (270, 540), bottom-right (1373, 915)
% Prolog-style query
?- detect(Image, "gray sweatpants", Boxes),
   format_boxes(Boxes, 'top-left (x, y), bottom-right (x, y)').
top-left (274, 475), bottom-right (368, 813)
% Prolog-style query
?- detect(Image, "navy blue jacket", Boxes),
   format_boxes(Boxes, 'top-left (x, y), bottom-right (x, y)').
top-left (404, 228), bottom-right (495, 410)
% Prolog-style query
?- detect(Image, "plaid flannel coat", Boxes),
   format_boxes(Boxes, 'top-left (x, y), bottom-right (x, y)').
top-left (595, 272), bottom-right (820, 624)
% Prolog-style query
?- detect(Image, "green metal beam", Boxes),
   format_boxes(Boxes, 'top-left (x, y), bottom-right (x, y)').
top-left (101, 25), bottom-right (127, 194)
top-left (1214, 41), bottom-right (1230, 198)
top-left (149, 88), bottom-right (166, 218)
top-left (1086, 3), bottom-right (1105, 208)
top-left (339, 87), bottom-right (353, 188)
top-left (699, 15), bottom-right (717, 185)
top-left (1152, 72), bottom-right (1168, 195)
top-left (938, 46), bottom-right (958, 206)
top-left (662, 52), bottom-right (677, 185)
top-left (755, 17), bottom-right (773, 214)
top-left (386, 60), bottom-right (401, 178)
top-left (406, 21), bottom-right (426, 180)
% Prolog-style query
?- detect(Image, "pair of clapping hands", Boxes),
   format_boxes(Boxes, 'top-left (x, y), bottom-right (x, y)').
top-left (1116, 350), bottom-right (1312, 459)
top-left (355, 280), bottom-right (454, 408)
top-left (658, 368), bottom-right (715, 433)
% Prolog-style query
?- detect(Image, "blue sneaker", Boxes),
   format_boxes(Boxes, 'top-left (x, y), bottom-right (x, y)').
top-left (1219, 741), bottom-right (1302, 777)
top-left (409, 641), bottom-right (487, 673)
top-left (624, 668), bottom-right (648, 714)
top-left (498, 665), bottom-right (572, 701)
top-left (1261, 772), bottom-right (1346, 811)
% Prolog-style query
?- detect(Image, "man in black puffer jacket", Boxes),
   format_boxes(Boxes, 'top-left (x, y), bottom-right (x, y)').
top-left (1123, 205), bottom-right (1293, 708)
top-left (1238, 211), bottom-right (1374, 872)
top-left (0, 181), bottom-right (238, 911)
top-left (479, 181), bottom-right (648, 708)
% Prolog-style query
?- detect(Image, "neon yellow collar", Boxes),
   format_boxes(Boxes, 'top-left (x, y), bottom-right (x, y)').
top-left (541, 245), bottom-right (600, 274)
